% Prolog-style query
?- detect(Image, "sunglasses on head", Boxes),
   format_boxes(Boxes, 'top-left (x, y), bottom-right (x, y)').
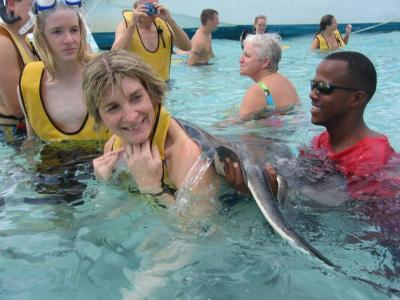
top-left (33, 0), bottom-right (82, 14)
top-left (310, 80), bottom-right (359, 95)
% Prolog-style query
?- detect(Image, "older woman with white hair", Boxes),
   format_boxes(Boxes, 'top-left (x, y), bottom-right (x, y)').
top-left (239, 33), bottom-right (299, 120)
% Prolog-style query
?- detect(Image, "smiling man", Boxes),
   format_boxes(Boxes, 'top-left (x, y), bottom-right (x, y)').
top-left (308, 51), bottom-right (396, 198)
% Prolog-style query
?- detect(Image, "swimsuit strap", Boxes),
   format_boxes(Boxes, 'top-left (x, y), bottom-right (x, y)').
top-left (257, 81), bottom-right (270, 95)
top-left (257, 81), bottom-right (274, 107)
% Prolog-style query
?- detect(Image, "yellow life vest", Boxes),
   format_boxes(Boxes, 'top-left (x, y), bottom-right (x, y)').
top-left (0, 24), bottom-right (37, 66)
top-left (19, 61), bottom-right (110, 142)
top-left (111, 105), bottom-right (176, 192)
top-left (316, 30), bottom-right (345, 50)
top-left (122, 11), bottom-right (173, 81)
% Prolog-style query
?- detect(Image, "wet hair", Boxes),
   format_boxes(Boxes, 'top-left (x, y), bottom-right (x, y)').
top-left (253, 15), bottom-right (267, 27)
top-left (82, 50), bottom-right (167, 128)
top-left (200, 8), bottom-right (218, 26)
top-left (33, 2), bottom-right (91, 79)
top-left (325, 51), bottom-right (377, 101)
top-left (319, 14), bottom-right (335, 32)
top-left (244, 33), bottom-right (282, 72)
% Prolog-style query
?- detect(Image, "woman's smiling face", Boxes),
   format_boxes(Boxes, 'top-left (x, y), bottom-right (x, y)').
top-left (99, 76), bottom-right (155, 145)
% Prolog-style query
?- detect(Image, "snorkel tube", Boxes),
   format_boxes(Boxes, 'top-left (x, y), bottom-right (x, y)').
top-left (0, 0), bottom-right (21, 24)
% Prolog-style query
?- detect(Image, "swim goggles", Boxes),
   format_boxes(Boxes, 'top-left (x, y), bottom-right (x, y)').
top-left (33, 0), bottom-right (82, 14)
top-left (310, 80), bottom-right (359, 95)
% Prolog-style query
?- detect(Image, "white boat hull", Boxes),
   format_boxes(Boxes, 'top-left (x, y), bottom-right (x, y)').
top-left (83, 0), bottom-right (400, 49)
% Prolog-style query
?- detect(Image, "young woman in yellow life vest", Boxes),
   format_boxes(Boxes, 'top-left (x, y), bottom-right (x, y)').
top-left (18, 0), bottom-right (110, 142)
top-left (311, 14), bottom-right (352, 51)
top-left (83, 50), bottom-right (220, 208)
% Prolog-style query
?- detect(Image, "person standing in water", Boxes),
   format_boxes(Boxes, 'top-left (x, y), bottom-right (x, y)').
top-left (239, 33), bottom-right (299, 120)
top-left (187, 8), bottom-right (219, 66)
top-left (18, 0), bottom-right (109, 142)
top-left (240, 15), bottom-right (267, 49)
top-left (310, 14), bottom-right (352, 50)
top-left (253, 15), bottom-right (267, 34)
top-left (0, 0), bottom-right (39, 142)
top-left (112, 0), bottom-right (191, 81)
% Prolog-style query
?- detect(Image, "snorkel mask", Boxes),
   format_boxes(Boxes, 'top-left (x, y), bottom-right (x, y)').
top-left (0, 0), bottom-right (21, 24)
top-left (33, 0), bottom-right (82, 14)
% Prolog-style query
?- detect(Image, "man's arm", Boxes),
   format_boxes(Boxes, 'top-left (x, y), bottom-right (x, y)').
top-left (112, 5), bottom-right (148, 50)
top-left (0, 36), bottom-right (24, 116)
top-left (17, 84), bottom-right (35, 140)
top-left (155, 3), bottom-right (191, 51)
top-left (166, 17), bottom-right (191, 50)
top-left (111, 20), bottom-right (137, 51)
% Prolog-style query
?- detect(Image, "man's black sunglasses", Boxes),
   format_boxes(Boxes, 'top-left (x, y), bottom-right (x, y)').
top-left (310, 80), bottom-right (360, 95)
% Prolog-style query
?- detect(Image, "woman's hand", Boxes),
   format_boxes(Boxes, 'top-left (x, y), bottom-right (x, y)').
top-left (345, 24), bottom-right (352, 34)
top-left (124, 140), bottom-right (163, 194)
top-left (93, 149), bottom-right (124, 181)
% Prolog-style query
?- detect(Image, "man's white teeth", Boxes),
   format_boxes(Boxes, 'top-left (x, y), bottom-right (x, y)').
top-left (311, 105), bottom-right (320, 113)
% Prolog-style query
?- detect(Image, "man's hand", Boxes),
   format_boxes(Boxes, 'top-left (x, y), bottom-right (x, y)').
top-left (153, 3), bottom-right (172, 22)
top-left (264, 163), bottom-right (278, 196)
top-left (223, 158), bottom-right (249, 194)
top-left (129, 4), bottom-right (150, 28)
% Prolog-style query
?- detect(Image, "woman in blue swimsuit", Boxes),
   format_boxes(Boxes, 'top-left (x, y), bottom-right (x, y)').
top-left (239, 34), bottom-right (299, 120)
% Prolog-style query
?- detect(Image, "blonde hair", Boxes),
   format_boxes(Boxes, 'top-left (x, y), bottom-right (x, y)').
top-left (82, 50), bottom-right (167, 129)
top-left (33, 2), bottom-right (91, 79)
top-left (253, 15), bottom-right (267, 27)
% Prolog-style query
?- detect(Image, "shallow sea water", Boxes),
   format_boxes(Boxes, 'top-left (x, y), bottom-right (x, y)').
top-left (1, 31), bottom-right (400, 299)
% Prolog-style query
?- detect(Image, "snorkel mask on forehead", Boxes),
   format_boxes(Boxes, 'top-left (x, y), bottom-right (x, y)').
top-left (33, 0), bottom-right (81, 14)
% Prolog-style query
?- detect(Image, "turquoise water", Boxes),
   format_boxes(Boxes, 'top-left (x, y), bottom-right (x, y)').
top-left (1, 31), bottom-right (400, 299)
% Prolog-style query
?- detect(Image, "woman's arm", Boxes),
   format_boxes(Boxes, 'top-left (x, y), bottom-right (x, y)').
top-left (310, 37), bottom-right (320, 49)
top-left (239, 83), bottom-right (268, 120)
top-left (166, 120), bottom-right (222, 212)
top-left (343, 24), bottom-right (352, 45)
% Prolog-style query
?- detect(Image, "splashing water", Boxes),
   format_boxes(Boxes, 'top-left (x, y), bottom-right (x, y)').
top-left (175, 151), bottom-right (214, 216)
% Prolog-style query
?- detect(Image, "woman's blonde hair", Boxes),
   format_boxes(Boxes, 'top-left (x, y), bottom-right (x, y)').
top-left (82, 50), bottom-right (167, 128)
top-left (253, 15), bottom-right (267, 27)
top-left (33, 2), bottom-right (91, 79)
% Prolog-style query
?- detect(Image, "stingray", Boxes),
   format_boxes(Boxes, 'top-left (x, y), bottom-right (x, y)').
top-left (178, 119), bottom-right (339, 267)
top-left (180, 120), bottom-right (400, 296)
